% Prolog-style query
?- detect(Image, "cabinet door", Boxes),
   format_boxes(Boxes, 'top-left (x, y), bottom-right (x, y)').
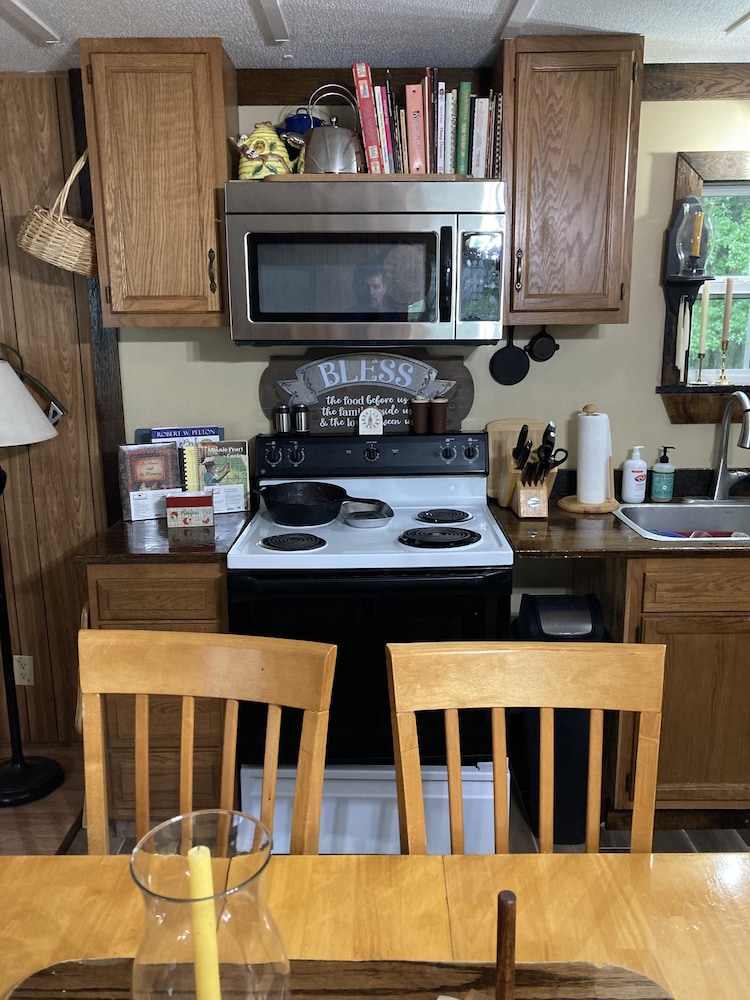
top-left (80, 39), bottom-right (237, 327)
top-left (635, 614), bottom-right (750, 810)
top-left (503, 37), bottom-right (642, 325)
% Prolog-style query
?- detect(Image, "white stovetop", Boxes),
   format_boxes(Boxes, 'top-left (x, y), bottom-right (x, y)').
top-left (227, 476), bottom-right (513, 570)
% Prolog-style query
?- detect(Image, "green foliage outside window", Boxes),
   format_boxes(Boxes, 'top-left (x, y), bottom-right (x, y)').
top-left (693, 191), bottom-right (750, 370)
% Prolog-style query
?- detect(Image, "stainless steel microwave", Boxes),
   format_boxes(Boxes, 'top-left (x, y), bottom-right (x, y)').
top-left (224, 179), bottom-right (506, 345)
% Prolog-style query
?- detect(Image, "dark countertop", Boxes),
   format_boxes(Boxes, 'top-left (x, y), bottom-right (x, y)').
top-left (490, 500), bottom-right (750, 558)
top-left (75, 494), bottom-right (750, 565)
top-left (75, 512), bottom-right (250, 563)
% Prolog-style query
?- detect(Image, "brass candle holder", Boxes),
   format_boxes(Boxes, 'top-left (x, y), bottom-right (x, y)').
top-left (692, 352), bottom-right (706, 385)
top-left (713, 341), bottom-right (733, 386)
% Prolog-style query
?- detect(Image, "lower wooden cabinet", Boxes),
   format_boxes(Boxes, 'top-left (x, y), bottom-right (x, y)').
top-left (583, 557), bottom-right (750, 818)
top-left (85, 561), bottom-right (228, 820)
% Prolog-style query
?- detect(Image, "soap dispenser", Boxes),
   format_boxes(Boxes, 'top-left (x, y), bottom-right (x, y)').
top-left (650, 446), bottom-right (675, 502)
top-left (621, 446), bottom-right (648, 503)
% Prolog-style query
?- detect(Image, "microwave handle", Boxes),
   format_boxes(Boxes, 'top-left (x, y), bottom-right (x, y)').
top-left (439, 226), bottom-right (452, 322)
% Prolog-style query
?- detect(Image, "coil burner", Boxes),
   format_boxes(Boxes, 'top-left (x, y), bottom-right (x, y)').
top-left (398, 526), bottom-right (482, 548)
top-left (260, 532), bottom-right (326, 552)
top-left (416, 508), bottom-right (471, 524)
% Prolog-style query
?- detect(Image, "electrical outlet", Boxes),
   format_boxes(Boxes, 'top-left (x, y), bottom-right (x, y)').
top-left (13, 655), bottom-right (33, 686)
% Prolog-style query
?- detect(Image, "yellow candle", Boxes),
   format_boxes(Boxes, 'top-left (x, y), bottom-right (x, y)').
top-left (698, 284), bottom-right (710, 355)
top-left (188, 845), bottom-right (222, 1000)
top-left (722, 277), bottom-right (734, 346)
top-left (690, 211), bottom-right (704, 257)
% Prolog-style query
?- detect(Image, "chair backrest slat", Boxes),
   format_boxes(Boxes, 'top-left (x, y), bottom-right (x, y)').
top-left (386, 641), bottom-right (665, 854)
top-left (79, 630), bottom-right (336, 855)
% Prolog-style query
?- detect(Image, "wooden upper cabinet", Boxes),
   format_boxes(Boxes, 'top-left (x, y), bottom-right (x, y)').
top-left (499, 35), bottom-right (643, 325)
top-left (79, 38), bottom-right (238, 327)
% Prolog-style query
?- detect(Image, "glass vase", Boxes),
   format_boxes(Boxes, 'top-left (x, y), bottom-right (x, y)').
top-left (130, 809), bottom-right (290, 1000)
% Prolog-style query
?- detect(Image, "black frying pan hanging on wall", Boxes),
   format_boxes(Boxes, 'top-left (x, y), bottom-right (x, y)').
top-left (489, 327), bottom-right (530, 385)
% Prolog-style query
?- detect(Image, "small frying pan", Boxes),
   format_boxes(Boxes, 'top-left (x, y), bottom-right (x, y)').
top-left (489, 327), bottom-right (530, 386)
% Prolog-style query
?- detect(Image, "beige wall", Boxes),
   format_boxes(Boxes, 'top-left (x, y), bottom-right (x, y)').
top-left (119, 99), bottom-right (750, 474)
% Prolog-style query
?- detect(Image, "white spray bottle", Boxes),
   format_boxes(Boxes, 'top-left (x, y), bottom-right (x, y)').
top-left (621, 445), bottom-right (648, 503)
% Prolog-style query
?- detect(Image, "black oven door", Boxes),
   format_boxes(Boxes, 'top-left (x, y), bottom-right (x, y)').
top-left (228, 567), bottom-right (511, 767)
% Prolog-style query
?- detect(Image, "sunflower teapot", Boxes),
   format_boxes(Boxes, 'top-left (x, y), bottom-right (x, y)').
top-left (280, 85), bottom-right (364, 174)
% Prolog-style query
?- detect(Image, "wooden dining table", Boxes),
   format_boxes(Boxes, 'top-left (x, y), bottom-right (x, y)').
top-left (1, 852), bottom-right (748, 1000)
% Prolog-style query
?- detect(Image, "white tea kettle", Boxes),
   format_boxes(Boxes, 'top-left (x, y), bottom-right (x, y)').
top-left (281, 85), bottom-right (364, 174)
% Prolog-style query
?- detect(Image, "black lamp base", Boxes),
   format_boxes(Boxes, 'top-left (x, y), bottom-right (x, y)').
top-left (0, 755), bottom-right (64, 807)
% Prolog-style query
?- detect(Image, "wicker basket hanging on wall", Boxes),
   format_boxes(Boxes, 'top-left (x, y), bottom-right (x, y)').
top-left (16, 150), bottom-right (97, 278)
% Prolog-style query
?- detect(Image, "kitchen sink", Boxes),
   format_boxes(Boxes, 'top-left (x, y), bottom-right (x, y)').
top-left (613, 501), bottom-right (750, 541)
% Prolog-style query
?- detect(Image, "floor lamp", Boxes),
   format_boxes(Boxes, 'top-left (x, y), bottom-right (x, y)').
top-left (0, 359), bottom-right (65, 806)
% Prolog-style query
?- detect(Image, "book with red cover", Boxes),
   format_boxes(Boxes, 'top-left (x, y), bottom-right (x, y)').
top-left (352, 62), bottom-right (384, 174)
top-left (405, 83), bottom-right (426, 173)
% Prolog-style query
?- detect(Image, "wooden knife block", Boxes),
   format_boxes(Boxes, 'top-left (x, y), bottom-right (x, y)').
top-left (486, 418), bottom-right (556, 518)
top-left (505, 463), bottom-right (557, 519)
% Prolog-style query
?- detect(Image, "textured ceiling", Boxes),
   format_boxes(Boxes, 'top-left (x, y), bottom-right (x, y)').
top-left (0, 0), bottom-right (748, 76)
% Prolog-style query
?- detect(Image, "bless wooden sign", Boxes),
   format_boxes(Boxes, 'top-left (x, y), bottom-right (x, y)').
top-left (259, 350), bottom-right (474, 433)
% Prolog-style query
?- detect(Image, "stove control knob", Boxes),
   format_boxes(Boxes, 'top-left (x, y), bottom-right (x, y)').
top-left (463, 443), bottom-right (479, 461)
top-left (265, 444), bottom-right (282, 466)
top-left (441, 444), bottom-right (457, 462)
top-left (289, 444), bottom-right (305, 465)
top-left (364, 444), bottom-right (380, 462)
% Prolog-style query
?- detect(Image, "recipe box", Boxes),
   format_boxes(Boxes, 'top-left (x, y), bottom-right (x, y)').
top-left (166, 491), bottom-right (214, 527)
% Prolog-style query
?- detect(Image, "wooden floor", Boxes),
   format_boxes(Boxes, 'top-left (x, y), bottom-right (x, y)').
top-left (0, 742), bottom-right (748, 855)
top-left (0, 744), bottom-right (85, 855)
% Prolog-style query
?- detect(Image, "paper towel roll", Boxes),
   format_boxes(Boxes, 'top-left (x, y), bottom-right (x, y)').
top-left (577, 406), bottom-right (611, 504)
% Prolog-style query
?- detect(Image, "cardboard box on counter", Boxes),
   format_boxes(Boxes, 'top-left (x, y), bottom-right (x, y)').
top-left (166, 491), bottom-right (214, 527)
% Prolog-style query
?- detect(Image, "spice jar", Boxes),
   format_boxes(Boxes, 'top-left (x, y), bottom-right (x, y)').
top-left (292, 403), bottom-right (309, 434)
top-left (274, 404), bottom-right (291, 434)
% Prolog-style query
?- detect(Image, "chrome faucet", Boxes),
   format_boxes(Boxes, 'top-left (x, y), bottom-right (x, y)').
top-left (709, 390), bottom-right (750, 500)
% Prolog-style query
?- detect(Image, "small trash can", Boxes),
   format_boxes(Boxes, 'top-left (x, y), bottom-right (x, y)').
top-left (509, 593), bottom-right (606, 844)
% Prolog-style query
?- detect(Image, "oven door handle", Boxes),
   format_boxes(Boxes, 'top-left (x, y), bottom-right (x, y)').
top-left (438, 226), bottom-right (453, 323)
top-left (228, 568), bottom-right (512, 597)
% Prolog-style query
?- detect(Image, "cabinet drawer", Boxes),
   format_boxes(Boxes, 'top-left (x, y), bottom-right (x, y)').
top-left (105, 695), bottom-right (223, 749)
top-left (88, 564), bottom-right (224, 624)
top-left (642, 560), bottom-right (750, 612)
top-left (108, 748), bottom-right (223, 820)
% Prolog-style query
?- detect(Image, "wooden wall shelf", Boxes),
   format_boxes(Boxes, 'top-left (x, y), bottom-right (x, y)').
top-left (656, 385), bottom-right (750, 424)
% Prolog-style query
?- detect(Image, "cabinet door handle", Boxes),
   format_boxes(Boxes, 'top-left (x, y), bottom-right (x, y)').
top-left (208, 249), bottom-right (217, 294)
top-left (514, 249), bottom-right (524, 292)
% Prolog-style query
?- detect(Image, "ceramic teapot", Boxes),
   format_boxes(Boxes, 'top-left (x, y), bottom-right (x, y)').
top-left (232, 122), bottom-right (293, 180)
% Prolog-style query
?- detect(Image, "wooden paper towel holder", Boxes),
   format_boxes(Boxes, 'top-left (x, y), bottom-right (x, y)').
top-left (558, 455), bottom-right (619, 513)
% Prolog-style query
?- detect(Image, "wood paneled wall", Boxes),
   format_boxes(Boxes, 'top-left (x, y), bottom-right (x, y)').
top-left (0, 74), bottom-right (108, 747)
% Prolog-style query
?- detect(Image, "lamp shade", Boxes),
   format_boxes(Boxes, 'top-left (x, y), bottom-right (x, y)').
top-left (0, 361), bottom-right (57, 446)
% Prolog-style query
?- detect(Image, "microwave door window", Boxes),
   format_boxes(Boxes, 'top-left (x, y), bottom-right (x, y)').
top-left (247, 234), bottom-right (438, 323)
top-left (459, 232), bottom-right (503, 324)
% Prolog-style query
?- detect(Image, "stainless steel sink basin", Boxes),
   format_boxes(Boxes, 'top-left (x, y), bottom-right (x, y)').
top-left (613, 501), bottom-right (750, 541)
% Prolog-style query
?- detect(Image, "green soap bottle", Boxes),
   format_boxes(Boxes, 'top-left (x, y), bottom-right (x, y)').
top-left (650, 446), bottom-right (675, 502)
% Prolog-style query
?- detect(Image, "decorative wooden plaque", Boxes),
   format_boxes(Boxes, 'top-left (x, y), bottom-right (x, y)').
top-left (259, 349), bottom-right (474, 433)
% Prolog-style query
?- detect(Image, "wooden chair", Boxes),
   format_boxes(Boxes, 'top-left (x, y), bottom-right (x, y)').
top-left (79, 629), bottom-right (337, 855)
top-left (386, 640), bottom-right (665, 854)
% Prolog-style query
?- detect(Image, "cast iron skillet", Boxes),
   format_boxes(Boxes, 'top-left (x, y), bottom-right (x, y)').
top-left (257, 481), bottom-right (391, 526)
top-left (489, 326), bottom-right (530, 385)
